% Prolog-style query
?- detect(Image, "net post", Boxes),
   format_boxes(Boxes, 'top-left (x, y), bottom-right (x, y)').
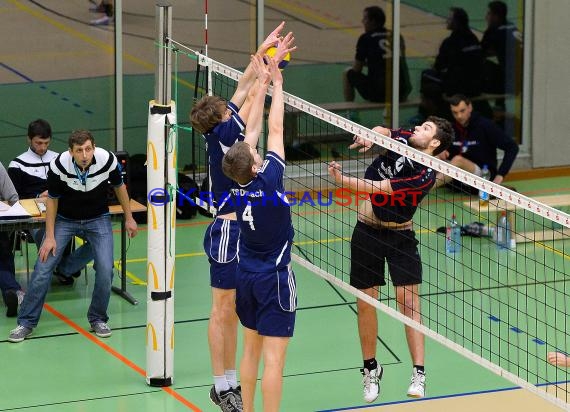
top-left (155, 1), bottom-right (172, 105)
top-left (146, 1), bottom-right (176, 388)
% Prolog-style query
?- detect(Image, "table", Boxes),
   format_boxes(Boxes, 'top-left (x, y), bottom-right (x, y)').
top-left (1, 199), bottom-right (146, 305)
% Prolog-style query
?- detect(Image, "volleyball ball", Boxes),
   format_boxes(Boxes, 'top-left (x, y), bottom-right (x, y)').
top-left (264, 46), bottom-right (291, 70)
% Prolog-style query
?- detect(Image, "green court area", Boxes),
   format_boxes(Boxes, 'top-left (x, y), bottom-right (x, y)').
top-left (2, 174), bottom-right (569, 411)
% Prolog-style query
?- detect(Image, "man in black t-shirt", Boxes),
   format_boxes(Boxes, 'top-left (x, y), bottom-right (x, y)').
top-left (329, 117), bottom-right (453, 402)
top-left (9, 130), bottom-right (137, 343)
top-left (343, 6), bottom-right (411, 105)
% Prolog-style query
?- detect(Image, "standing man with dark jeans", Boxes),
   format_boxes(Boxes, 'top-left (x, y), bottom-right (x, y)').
top-left (8, 119), bottom-right (94, 285)
top-left (8, 130), bottom-right (137, 342)
top-left (329, 117), bottom-right (453, 402)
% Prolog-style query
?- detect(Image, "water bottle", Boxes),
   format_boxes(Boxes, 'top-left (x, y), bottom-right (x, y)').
top-left (479, 164), bottom-right (491, 206)
top-left (446, 214), bottom-right (461, 254)
top-left (496, 211), bottom-right (511, 249)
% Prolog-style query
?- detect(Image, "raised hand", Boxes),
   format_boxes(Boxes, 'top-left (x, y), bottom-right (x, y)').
top-left (267, 56), bottom-right (283, 86)
top-left (328, 161), bottom-right (343, 181)
top-left (250, 54), bottom-right (271, 85)
top-left (348, 135), bottom-right (373, 153)
top-left (273, 31), bottom-right (297, 64)
top-left (547, 351), bottom-right (570, 367)
top-left (258, 21), bottom-right (285, 55)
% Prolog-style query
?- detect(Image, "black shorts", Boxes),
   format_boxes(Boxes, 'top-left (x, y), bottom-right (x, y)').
top-left (346, 69), bottom-right (385, 103)
top-left (350, 221), bottom-right (422, 289)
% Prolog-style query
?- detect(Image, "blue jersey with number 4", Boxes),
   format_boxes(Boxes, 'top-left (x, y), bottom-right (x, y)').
top-left (231, 152), bottom-right (294, 272)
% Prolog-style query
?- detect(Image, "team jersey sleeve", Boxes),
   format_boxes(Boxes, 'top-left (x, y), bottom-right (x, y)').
top-left (390, 128), bottom-right (412, 143)
top-left (47, 160), bottom-right (65, 198)
top-left (107, 153), bottom-right (123, 187)
top-left (217, 102), bottom-right (246, 146)
top-left (257, 151), bottom-right (286, 192)
top-left (354, 33), bottom-right (367, 62)
top-left (389, 167), bottom-right (435, 193)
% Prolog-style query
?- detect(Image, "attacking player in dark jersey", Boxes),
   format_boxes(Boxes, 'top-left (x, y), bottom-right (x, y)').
top-left (189, 23), bottom-right (295, 412)
top-left (222, 55), bottom-right (294, 412)
top-left (328, 117), bottom-right (453, 402)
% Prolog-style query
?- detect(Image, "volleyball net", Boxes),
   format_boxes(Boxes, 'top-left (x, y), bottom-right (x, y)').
top-left (168, 42), bottom-right (570, 409)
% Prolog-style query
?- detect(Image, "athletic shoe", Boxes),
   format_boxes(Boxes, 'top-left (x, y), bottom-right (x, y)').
top-left (90, 322), bottom-right (112, 338)
top-left (90, 15), bottom-right (111, 26)
top-left (209, 385), bottom-right (242, 411)
top-left (54, 269), bottom-right (74, 285)
top-left (8, 325), bottom-right (33, 343)
top-left (5, 289), bottom-right (18, 317)
top-left (407, 367), bottom-right (426, 398)
top-left (361, 366), bottom-right (383, 403)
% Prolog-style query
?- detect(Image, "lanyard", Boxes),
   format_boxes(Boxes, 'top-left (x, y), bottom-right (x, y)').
top-left (73, 162), bottom-right (89, 185)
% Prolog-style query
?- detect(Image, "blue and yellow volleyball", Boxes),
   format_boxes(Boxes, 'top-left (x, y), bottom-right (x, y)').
top-left (264, 46), bottom-right (291, 70)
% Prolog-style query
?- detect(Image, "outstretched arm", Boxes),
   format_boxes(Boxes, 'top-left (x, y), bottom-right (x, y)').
top-left (230, 21), bottom-right (285, 109)
top-left (266, 58), bottom-right (285, 160)
top-left (244, 54), bottom-right (271, 148)
top-left (328, 160), bottom-right (392, 194)
top-left (348, 126), bottom-right (391, 153)
top-left (548, 352), bottom-right (570, 367)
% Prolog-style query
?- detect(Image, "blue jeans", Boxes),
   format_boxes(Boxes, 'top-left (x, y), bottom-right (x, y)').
top-left (31, 228), bottom-right (94, 276)
top-left (18, 215), bottom-right (114, 328)
top-left (0, 232), bottom-right (21, 302)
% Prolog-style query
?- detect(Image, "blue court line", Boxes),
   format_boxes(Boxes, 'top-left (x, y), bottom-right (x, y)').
top-left (488, 314), bottom-right (558, 349)
top-left (1, 62), bottom-right (95, 115)
top-left (317, 379), bottom-right (570, 411)
top-left (0, 62), bottom-right (34, 82)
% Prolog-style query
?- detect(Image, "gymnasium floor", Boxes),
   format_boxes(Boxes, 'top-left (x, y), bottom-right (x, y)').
top-left (1, 174), bottom-right (569, 412)
top-left (1, 1), bottom-right (568, 411)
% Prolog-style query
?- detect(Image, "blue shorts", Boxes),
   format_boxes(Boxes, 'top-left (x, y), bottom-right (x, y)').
top-left (236, 265), bottom-right (297, 337)
top-left (203, 218), bottom-right (239, 289)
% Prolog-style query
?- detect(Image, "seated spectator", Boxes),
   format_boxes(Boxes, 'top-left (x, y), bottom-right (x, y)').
top-left (8, 119), bottom-right (93, 285)
top-left (434, 94), bottom-right (519, 191)
top-left (0, 161), bottom-right (25, 317)
top-left (343, 6), bottom-right (412, 112)
top-left (418, 8), bottom-right (486, 122)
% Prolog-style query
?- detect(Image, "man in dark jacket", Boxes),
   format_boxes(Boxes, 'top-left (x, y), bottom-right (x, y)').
top-left (434, 94), bottom-right (519, 189)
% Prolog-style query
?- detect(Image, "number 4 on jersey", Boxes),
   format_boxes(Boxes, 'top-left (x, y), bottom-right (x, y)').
top-left (242, 202), bottom-right (255, 230)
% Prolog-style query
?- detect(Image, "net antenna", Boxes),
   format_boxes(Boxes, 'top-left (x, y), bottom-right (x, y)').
top-left (145, 1), bottom-right (177, 388)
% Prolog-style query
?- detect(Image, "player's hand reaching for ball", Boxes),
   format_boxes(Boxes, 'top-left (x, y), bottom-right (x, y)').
top-left (258, 21), bottom-right (285, 55)
top-left (251, 54), bottom-right (271, 86)
top-left (267, 57), bottom-right (283, 86)
top-left (274, 32), bottom-right (297, 64)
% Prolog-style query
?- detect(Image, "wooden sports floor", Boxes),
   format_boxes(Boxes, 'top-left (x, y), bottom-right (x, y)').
top-left (1, 1), bottom-right (569, 411)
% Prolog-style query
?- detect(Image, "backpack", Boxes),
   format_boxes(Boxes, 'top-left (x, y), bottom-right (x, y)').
top-left (176, 173), bottom-right (199, 219)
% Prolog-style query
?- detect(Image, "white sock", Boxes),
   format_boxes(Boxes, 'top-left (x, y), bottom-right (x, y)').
top-left (225, 369), bottom-right (238, 389)
top-left (214, 375), bottom-right (230, 393)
